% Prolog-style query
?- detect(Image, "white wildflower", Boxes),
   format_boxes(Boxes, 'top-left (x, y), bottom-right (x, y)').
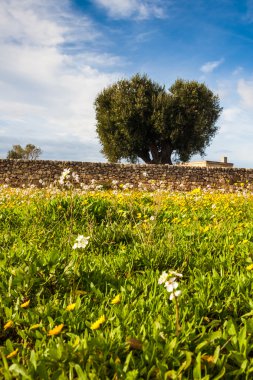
top-left (165, 278), bottom-right (179, 292)
top-left (62, 168), bottom-right (71, 178)
top-left (72, 172), bottom-right (79, 182)
top-left (59, 168), bottom-right (71, 185)
top-left (122, 183), bottom-right (130, 190)
top-left (158, 271), bottom-right (168, 284)
top-left (73, 235), bottom-right (90, 249)
top-left (169, 290), bottom-right (182, 300)
top-left (159, 270), bottom-right (182, 300)
top-left (81, 184), bottom-right (89, 190)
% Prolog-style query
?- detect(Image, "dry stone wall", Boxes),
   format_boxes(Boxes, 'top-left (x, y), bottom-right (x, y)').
top-left (0, 159), bottom-right (253, 191)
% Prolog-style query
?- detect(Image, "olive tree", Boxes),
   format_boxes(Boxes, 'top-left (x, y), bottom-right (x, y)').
top-left (95, 74), bottom-right (222, 164)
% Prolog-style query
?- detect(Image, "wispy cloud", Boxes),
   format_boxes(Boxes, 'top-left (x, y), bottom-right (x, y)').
top-left (237, 78), bottom-right (253, 108)
top-left (245, 0), bottom-right (253, 22)
top-left (135, 30), bottom-right (158, 43)
top-left (191, 74), bottom-right (253, 168)
top-left (0, 0), bottom-right (64, 47)
top-left (233, 66), bottom-right (243, 76)
top-left (0, 0), bottom-right (123, 159)
top-left (200, 59), bottom-right (224, 74)
top-left (92, 0), bottom-right (167, 20)
top-left (221, 107), bottom-right (242, 122)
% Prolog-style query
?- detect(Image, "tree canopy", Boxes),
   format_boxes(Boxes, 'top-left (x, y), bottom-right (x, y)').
top-left (7, 144), bottom-right (42, 160)
top-left (95, 74), bottom-right (222, 164)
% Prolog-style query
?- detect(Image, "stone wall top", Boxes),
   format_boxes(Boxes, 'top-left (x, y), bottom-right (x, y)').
top-left (0, 159), bottom-right (252, 191)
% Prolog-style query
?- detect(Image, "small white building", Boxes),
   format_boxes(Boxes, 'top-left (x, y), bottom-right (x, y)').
top-left (179, 156), bottom-right (234, 168)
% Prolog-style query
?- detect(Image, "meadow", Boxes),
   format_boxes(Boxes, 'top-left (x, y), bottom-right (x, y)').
top-left (1, 175), bottom-right (253, 379)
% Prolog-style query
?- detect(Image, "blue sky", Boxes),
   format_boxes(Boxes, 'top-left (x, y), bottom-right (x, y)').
top-left (0, 0), bottom-right (253, 167)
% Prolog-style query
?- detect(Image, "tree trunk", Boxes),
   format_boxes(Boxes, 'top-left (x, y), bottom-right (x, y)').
top-left (150, 142), bottom-right (173, 164)
top-left (150, 143), bottom-right (160, 163)
top-left (138, 142), bottom-right (173, 164)
top-left (160, 141), bottom-right (173, 164)
top-left (138, 149), bottom-right (152, 164)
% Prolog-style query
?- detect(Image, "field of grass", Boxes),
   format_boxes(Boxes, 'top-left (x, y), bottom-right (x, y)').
top-left (1, 183), bottom-right (253, 379)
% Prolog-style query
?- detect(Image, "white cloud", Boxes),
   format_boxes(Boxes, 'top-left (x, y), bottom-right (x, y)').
top-left (215, 79), bottom-right (235, 100)
top-left (192, 109), bottom-right (253, 168)
top-left (190, 75), bottom-right (253, 168)
top-left (0, 0), bottom-right (99, 47)
top-left (73, 52), bottom-right (126, 67)
top-left (135, 30), bottom-right (158, 43)
top-left (221, 107), bottom-right (242, 123)
top-left (237, 78), bottom-right (253, 108)
top-left (0, 0), bottom-right (65, 47)
top-left (0, 0), bottom-right (123, 160)
top-left (233, 66), bottom-right (243, 76)
top-left (92, 0), bottom-right (167, 20)
top-left (200, 59), bottom-right (224, 74)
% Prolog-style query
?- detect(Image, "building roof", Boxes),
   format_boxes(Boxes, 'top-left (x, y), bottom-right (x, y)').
top-left (179, 157), bottom-right (234, 168)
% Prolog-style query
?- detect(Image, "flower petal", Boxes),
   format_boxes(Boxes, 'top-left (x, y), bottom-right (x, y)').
top-left (66, 303), bottom-right (76, 311)
top-left (111, 294), bottom-right (121, 304)
top-left (21, 300), bottom-right (30, 308)
top-left (169, 290), bottom-right (182, 300)
top-left (158, 271), bottom-right (168, 284)
top-left (6, 349), bottom-right (18, 359)
top-left (48, 323), bottom-right (64, 336)
top-left (90, 315), bottom-right (106, 330)
top-left (4, 320), bottom-right (13, 330)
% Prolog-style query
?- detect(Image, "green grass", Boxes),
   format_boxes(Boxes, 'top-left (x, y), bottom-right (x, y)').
top-left (1, 186), bottom-right (253, 379)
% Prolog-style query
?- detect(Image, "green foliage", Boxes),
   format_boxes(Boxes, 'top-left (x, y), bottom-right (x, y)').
top-left (1, 187), bottom-right (253, 378)
top-left (7, 144), bottom-right (42, 160)
top-left (95, 74), bottom-right (163, 164)
top-left (95, 74), bottom-right (222, 164)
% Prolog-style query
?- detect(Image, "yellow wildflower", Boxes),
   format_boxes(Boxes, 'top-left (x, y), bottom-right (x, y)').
top-left (191, 188), bottom-right (201, 195)
top-left (90, 320), bottom-right (101, 330)
top-left (4, 320), bottom-right (13, 330)
top-left (21, 300), bottom-right (30, 308)
top-left (6, 348), bottom-right (18, 359)
top-left (47, 323), bottom-right (64, 336)
top-left (97, 315), bottom-right (106, 324)
top-left (246, 264), bottom-right (253, 271)
top-left (90, 315), bottom-right (106, 330)
top-left (201, 354), bottom-right (215, 364)
top-left (202, 226), bottom-right (209, 233)
top-left (111, 294), bottom-right (121, 305)
top-left (66, 303), bottom-right (76, 311)
top-left (30, 324), bottom-right (41, 330)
